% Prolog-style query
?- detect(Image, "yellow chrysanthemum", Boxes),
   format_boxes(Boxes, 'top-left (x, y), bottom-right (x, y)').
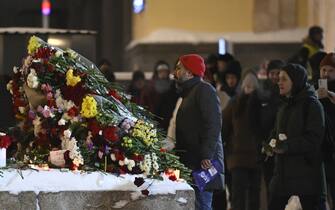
top-left (27, 36), bottom-right (41, 54)
top-left (66, 69), bottom-right (81, 86)
top-left (80, 96), bottom-right (98, 118)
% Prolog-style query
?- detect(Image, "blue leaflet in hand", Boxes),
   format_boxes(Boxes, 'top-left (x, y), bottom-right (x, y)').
top-left (192, 159), bottom-right (223, 191)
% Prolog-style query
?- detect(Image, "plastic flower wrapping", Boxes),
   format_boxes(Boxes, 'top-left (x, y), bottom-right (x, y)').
top-left (5, 36), bottom-right (190, 181)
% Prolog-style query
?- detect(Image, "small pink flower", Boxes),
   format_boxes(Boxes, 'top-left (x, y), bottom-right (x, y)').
top-left (46, 92), bottom-right (53, 100)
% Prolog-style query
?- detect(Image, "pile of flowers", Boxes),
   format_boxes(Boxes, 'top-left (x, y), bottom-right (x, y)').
top-left (5, 36), bottom-right (190, 182)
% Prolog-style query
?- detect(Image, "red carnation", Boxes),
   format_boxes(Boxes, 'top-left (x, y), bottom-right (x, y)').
top-left (108, 89), bottom-right (122, 101)
top-left (103, 126), bottom-right (119, 142)
top-left (67, 106), bottom-right (78, 117)
top-left (168, 174), bottom-right (177, 181)
top-left (0, 135), bottom-right (12, 149)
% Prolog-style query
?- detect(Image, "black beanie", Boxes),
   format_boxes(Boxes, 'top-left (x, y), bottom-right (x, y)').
top-left (224, 60), bottom-right (242, 80)
top-left (267, 60), bottom-right (285, 73)
top-left (281, 63), bottom-right (307, 96)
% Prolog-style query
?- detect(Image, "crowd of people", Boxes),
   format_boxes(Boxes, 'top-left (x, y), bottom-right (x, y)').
top-left (0, 25), bottom-right (332, 210)
top-left (94, 25), bottom-right (335, 210)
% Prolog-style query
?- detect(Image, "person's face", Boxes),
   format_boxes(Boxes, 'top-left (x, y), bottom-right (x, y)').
top-left (225, 74), bottom-right (238, 88)
top-left (268, 69), bottom-right (280, 85)
top-left (174, 61), bottom-right (192, 82)
top-left (157, 69), bottom-right (170, 80)
top-left (217, 61), bottom-right (227, 72)
top-left (320, 65), bottom-right (335, 81)
top-left (243, 84), bottom-right (255, 95)
top-left (278, 71), bottom-right (293, 96)
top-left (313, 33), bottom-right (323, 42)
top-left (134, 79), bottom-right (145, 90)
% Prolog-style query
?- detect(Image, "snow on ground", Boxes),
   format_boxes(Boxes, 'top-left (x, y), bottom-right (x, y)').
top-left (0, 169), bottom-right (192, 195)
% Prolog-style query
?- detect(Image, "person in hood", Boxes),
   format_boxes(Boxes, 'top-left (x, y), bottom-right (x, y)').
top-left (267, 64), bottom-right (325, 210)
top-left (141, 60), bottom-right (173, 114)
top-left (218, 60), bottom-right (242, 98)
top-left (317, 53), bottom-right (335, 208)
top-left (174, 54), bottom-right (224, 210)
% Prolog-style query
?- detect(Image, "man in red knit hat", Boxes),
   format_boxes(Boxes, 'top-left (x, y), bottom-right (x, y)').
top-left (174, 54), bottom-right (224, 210)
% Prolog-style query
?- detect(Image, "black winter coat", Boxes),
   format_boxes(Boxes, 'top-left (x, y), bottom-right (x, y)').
top-left (270, 86), bottom-right (325, 196)
top-left (176, 77), bottom-right (224, 191)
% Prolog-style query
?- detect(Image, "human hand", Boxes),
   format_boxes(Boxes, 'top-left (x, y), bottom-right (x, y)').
top-left (201, 159), bottom-right (212, 169)
top-left (317, 88), bottom-right (328, 99)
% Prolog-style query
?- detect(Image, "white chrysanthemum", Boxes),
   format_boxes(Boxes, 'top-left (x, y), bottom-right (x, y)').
top-left (127, 160), bottom-right (136, 171)
top-left (63, 129), bottom-right (72, 139)
top-left (278, 133), bottom-right (287, 141)
top-left (269, 139), bottom-right (277, 148)
top-left (55, 51), bottom-right (63, 57)
top-left (58, 118), bottom-right (66, 126)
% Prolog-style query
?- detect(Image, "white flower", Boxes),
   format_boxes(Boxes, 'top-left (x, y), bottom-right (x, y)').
top-left (119, 160), bottom-right (125, 166)
top-left (99, 130), bottom-right (103, 136)
top-left (6, 80), bottom-right (13, 94)
top-left (27, 69), bottom-right (39, 89)
top-left (124, 158), bottom-right (129, 165)
top-left (127, 160), bottom-right (136, 171)
top-left (63, 129), bottom-right (72, 139)
top-left (279, 133), bottom-right (287, 141)
top-left (110, 153), bottom-right (116, 161)
top-left (13, 66), bottom-right (18, 74)
top-left (18, 106), bottom-right (25, 114)
top-left (58, 119), bottom-right (66, 126)
top-left (269, 139), bottom-right (277, 148)
top-left (55, 51), bottom-right (63, 57)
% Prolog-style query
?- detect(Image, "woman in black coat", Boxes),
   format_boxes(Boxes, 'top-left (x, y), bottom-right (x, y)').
top-left (267, 64), bottom-right (325, 210)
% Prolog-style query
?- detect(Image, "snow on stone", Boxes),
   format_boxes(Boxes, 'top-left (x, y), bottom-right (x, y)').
top-left (0, 169), bottom-right (192, 195)
top-left (176, 197), bottom-right (187, 204)
top-left (112, 200), bottom-right (129, 208)
top-left (127, 28), bottom-right (307, 49)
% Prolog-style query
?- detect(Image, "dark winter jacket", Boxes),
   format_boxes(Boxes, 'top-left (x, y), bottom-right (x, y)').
top-left (176, 76), bottom-right (224, 190)
top-left (318, 80), bottom-right (335, 181)
top-left (223, 92), bottom-right (263, 170)
top-left (270, 85), bottom-right (325, 196)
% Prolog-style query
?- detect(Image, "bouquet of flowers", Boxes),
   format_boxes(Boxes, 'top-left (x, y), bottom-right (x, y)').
top-left (6, 36), bottom-right (190, 181)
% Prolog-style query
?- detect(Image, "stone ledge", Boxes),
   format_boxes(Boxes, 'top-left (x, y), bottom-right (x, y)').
top-left (0, 190), bottom-right (195, 210)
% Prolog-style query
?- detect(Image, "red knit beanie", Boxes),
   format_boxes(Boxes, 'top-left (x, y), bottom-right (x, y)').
top-left (320, 53), bottom-right (335, 68)
top-left (179, 54), bottom-right (206, 77)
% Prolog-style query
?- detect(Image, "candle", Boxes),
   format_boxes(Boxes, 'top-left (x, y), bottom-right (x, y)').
top-left (0, 148), bottom-right (6, 167)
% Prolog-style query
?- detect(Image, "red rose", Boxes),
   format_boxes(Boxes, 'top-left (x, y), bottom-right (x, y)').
top-left (61, 83), bottom-right (88, 106)
top-left (0, 135), bottom-right (12, 149)
top-left (103, 126), bottom-right (119, 142)
top-left (67, 107), bottom-right (78, 117)
top-left (88, 120), bottom-right (101, 136)
top-left (108, 89), bottom-right (122, 101)
top-left (132, 154), bottom-right (144, 162)
top-left (113, 149), bottom-right (125, 161)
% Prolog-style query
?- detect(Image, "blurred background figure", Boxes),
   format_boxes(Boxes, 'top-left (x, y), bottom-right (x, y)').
top-left (289, 26), bottom-right (324, 68)
top-left (98, 59), bottom-right (116, 82)
top-left (127, 70), bottom-right (146, 105)
top-left (223, 70), bottom-right (262, 210)
top-left (218, 60), bottom-right (242, 98)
